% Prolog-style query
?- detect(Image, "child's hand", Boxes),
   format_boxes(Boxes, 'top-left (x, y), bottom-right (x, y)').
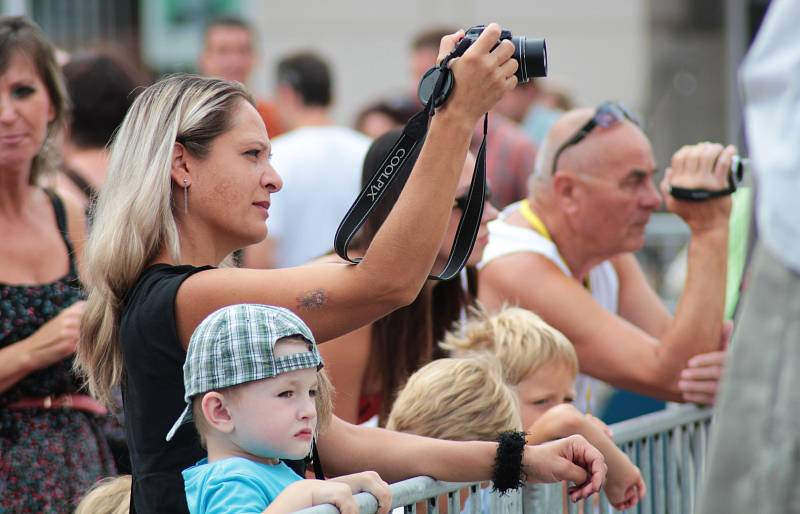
top-left (604, 463), bottom-right (646, 511)
top-left (329, 471), bottom-right (392, 514)
top-left (307, 480), bottom-right (360, 514)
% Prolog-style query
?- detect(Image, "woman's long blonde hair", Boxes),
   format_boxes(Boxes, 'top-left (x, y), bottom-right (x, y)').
top-left (75, 75), bottom-right (254, 406)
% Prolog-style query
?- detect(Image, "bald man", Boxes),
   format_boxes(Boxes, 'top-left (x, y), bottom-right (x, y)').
top-left (478, 102), bottom-right (734, 404)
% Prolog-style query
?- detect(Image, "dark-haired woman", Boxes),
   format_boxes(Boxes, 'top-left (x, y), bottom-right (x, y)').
top-left (320, 129), bottom-right (498, 425)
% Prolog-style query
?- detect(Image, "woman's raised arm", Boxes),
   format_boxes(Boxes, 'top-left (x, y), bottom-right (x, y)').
top-left (175, 24), bottom-right (518, 345)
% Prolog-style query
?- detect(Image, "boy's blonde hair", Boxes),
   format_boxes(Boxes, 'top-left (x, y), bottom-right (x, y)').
top-left (74, 475), bottom-right (132, 514)
top-left (386, 354), bottom-right (522, 441)
top-left (441, 306), bottom-right (578, 386)
top-left (193, 365), bottom-right (334, 448)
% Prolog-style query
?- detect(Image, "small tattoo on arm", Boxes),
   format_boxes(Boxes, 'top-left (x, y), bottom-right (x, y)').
top-left (297, 289), bottom-right (327, 311)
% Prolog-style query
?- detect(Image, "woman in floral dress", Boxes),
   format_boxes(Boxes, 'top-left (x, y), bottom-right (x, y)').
top-left (0, 16), bottom-right (116, 513)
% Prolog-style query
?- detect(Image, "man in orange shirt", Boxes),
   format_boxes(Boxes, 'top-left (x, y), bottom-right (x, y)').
top-left (198, 16), bottom-right (285, 138)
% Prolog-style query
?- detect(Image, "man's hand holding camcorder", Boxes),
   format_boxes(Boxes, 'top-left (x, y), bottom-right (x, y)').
top-left (661, 142), bottom-right (736, 234)
top-left (435, 23), bottom-right (518, 124)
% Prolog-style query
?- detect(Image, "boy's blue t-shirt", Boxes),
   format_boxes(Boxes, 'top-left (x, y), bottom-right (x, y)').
top-left (183, 457), bottom-right (303, 514)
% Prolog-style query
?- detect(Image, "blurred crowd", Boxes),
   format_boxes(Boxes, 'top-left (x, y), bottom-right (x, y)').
top-left (1, 9), bottom-right (778, 514)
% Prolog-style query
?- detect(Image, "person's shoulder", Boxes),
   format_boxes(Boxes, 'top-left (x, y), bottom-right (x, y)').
top-left (275, 126), bottom-right (369, 149)
top-left (327, 125), bottom-right (371, 146)
top-left (184, 457), bottom-right (268, 486)
top-left (184, 457), bottom-right (273, 514)
top-left (122, 263), bottom-right (214, 316)
top-left (208, 456), bottom-right (266, 475)
top-left (135, 263), bottom-right (213, 290)
top-left (483, 207), bottom-right (558, 256)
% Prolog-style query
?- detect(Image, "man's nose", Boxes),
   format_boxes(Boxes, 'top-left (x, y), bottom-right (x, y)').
top-left (641, 178), bottom-right (662, 210)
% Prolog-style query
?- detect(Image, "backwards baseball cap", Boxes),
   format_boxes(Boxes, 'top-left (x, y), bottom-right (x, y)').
top-left (166, 303), bottom-right (322, 441)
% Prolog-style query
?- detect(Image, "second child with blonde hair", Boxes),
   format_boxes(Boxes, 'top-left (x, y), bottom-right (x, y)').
top-left (75, 475), bottom-right (132, 514)
top-left (442, 307), bottom-right (645, 511)
top-left (387, 354), bottom-right (522, 441)
top-left (387, 355), bottom-right (524, 513)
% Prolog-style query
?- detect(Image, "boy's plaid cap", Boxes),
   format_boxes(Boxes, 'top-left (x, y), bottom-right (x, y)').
top-left (166, 303), bottom-right (321, 441)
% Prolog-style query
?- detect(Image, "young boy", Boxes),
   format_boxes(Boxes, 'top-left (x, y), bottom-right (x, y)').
top-left (387, 354), bottom-right (522, 441)
top-left (167, 304), bottom-right (391, 514)
top-left (421, 307), bottom-right (645, 510)
top-left (387, 354), bottom-right (522, 514)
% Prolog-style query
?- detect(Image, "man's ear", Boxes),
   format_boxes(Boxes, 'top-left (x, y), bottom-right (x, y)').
top-left (170, 142), bottom-right (192, 189)
top-left (552, 174), bottom-right (579, 214)
top-left (201, 392), bottom-right (235, 434)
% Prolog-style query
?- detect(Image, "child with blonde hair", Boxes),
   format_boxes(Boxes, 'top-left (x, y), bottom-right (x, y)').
top-left (387, 354), bottom-right (523, 513)
top-left (170, 304), bottom-right (391, 514)
top-left (441, 306), bottom-right (645, 511)
top-left (75, 475), bottom-right (132, 514)
top-left (387, 354), bottom-right (522, 440)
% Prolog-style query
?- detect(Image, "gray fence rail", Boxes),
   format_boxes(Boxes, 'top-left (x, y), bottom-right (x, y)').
top-left (297, 405), bottom-right (713, 514)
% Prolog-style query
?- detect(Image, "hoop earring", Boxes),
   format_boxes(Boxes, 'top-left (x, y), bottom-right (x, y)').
top-left (183, 178), bottom-right (189, 215)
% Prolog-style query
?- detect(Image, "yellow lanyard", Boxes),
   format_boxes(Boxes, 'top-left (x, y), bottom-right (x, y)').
top-left (518, 200), bottom-right (593, 413)
top-left (519, 199), bottom-right (552, 240)
top-left (519, 200), bottom-right (590, 291)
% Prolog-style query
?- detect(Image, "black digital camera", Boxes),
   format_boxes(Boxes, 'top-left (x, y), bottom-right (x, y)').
top-left (463, 25), bottom-right (547, 83)
top-left (418, 25), bottom-right (548, 108)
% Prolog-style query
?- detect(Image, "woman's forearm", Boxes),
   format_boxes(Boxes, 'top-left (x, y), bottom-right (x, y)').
top-left (0, 340), bottom-right (34, 393)
top-left (358, 111), bottom-right (474, 302)
top-left (319, 416), bottom-right (495, 482)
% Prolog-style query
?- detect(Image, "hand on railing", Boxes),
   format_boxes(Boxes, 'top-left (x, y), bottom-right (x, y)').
top-left (679, 319), bottom-right (732, 404)
top-left (522, 434), bottom-right (607, 503)
top-left (605, 464), bottom-right (646, 511)
top-left (328, 472), bottom-right (392, 514)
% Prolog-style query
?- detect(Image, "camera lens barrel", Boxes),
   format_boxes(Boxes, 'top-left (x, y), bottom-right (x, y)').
top-left (513, 37), bottom-right (547, 83)
top-left (462, 26), bottom-right (547, 84)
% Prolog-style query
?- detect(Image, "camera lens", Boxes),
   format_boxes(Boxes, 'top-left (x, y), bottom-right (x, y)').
top-left (513, 37), bottom-right (547, 83)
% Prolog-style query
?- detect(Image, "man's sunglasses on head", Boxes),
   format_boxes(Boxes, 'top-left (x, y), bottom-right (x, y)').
top-left (551, 101), bottom-right (639, 175)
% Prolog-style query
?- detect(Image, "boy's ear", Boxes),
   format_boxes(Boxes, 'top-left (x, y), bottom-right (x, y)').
top-left (201, 392), bottom-right (235, 433)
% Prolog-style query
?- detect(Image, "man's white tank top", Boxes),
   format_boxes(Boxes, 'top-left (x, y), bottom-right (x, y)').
top-left (479, 201), bottom-right (619, 413)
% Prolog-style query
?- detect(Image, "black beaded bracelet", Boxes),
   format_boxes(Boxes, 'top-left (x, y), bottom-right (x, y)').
top-left (492, 431), bottom-right (527, 494)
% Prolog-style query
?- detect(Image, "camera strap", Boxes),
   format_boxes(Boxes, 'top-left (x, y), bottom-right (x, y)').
top-left (334, 51), bottom-right (488, 281)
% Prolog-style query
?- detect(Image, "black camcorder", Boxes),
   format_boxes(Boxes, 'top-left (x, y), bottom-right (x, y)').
top-left (669, 155), bottom-right (750, 201)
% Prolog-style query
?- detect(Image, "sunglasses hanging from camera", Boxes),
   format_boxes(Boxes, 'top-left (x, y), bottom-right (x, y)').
top-left (334, 38), bottom-right (487, 281)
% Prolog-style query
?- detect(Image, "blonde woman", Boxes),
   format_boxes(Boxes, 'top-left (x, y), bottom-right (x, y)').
top-left (76, 25), bottom-right (607, 514)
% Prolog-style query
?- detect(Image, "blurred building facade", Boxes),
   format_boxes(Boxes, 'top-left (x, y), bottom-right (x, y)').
top-left (1, 0), bottom-right (768, 164)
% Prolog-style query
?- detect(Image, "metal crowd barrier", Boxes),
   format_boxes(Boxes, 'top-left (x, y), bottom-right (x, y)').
top-left (296, 405), bottom-right (713, 514)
